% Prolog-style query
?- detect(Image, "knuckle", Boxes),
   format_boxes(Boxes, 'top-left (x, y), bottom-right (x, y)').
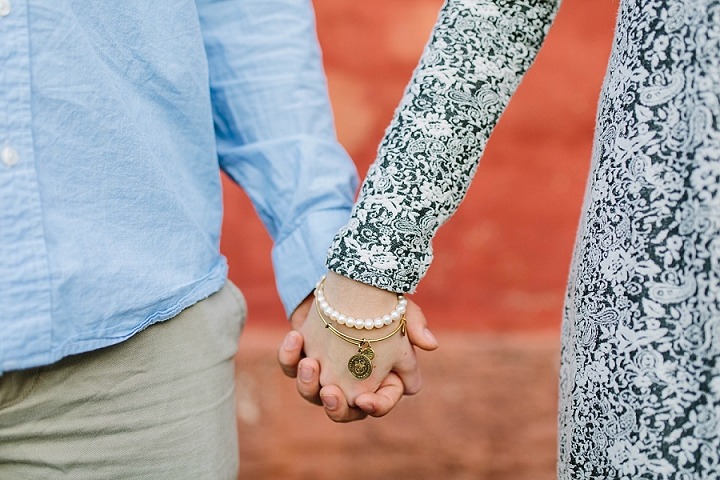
top-left (405, 380), bottom-right (423, 395)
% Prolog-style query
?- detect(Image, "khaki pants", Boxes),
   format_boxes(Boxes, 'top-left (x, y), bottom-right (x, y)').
top-left (0, 281), bottom-right (246, 480)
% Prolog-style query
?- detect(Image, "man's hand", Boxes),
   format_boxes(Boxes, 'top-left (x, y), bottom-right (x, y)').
top-left (277, 272), bottom-right (438, 422)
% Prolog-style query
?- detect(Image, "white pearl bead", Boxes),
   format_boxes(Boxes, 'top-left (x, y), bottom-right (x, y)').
top-left (391, 311), bottom-right (400, 320)
top-left (397, 304), bottom-right (406, 314)
top-left (346, 318), bottom-right (356, 328)
top-left (324, 306), bottom-right (333, 316)
top-left (337, 315), bottom-right (346, 325)
top-left (319, 300), bottom-right (329, 310)
top-left (355, 320), bottom-right (365, 330)
top-left (330, 310), bottom-right (339, 321)
top-left (398, 298), bottom-right (407, 307)
top-left (383, 315), bottom-right (392, 325)
top-left (374, 318), bottom-right (384, 328)
top-left (364, 319), bottom-right (374, 329)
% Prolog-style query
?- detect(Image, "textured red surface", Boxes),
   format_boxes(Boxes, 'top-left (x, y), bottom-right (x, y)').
top-left (220, 0), bottom-right (619, 331)
top-left (236, 329), bottom-right (561, 479)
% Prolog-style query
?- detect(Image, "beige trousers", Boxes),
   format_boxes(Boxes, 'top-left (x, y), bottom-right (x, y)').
top-left (0, 281), bottom-right (246, 480)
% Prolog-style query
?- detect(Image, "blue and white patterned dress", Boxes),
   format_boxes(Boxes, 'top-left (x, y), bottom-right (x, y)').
top-left (327, 0), bottom-right (720, 477)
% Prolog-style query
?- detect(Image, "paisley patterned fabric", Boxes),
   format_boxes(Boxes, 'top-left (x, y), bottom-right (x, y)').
top-left (326, 0), bottom-right (561, 292)
top-left (327, 0), bottom-right (720, 477)
top-left (559, 1), bottom-right (720, 477)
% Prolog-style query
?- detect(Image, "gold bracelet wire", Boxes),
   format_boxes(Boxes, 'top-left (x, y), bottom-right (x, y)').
top-left (314, 294), bottom-right (406, 347)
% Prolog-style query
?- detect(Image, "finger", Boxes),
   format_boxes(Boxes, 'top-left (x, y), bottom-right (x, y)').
top-left (277, 330), bottom-right (304, 378)
top-left (354, 372), bottom-right (404, 417)
top-left (393, 350), bottom-right (424, 396)
top-left (296, 357), bottom-right (323, 406)
top-left (319, 385), bottom-right (368, 423)
top-left (388, 319), bottom-right (425, 395)
top-left (405, 299), bottom-right (438, 351)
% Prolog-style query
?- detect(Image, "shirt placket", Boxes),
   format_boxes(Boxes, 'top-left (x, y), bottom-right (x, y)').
top-left (0, 0), bottom-right (53, 372)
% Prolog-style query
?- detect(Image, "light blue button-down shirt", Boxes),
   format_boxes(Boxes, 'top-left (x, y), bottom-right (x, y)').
top-left (0, 0), bottom-right (358, 374)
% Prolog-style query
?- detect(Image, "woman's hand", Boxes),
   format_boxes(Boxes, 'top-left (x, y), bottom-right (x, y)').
top-left (277, 271), bottom-right (438, 422)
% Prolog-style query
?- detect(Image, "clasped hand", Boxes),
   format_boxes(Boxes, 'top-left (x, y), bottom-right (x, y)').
top-left (277, 272), bottom-right (438, 422)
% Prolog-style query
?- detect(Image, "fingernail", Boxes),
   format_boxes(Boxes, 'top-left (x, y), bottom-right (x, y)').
top-left (424, 328), bottom-right (438, 346)
top-left (321, 395), bottom-right (338, 411)
top-left (357, 402), bottom-right (375, 414)
top-left (299, 365), bottom-right (313, 383)
top-left (283, 332), bottom-right (300, 350)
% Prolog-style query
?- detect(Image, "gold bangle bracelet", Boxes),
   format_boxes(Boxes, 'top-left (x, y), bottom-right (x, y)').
top-left (314, 293), bottom-right (406, 380)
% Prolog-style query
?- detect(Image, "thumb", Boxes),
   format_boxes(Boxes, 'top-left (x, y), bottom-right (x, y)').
top-left (404, 298), bottom-right (438, 351)
top-left (289, 293), bottom-right (314, 330)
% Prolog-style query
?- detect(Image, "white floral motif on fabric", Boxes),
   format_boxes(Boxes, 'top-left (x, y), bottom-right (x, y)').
top-left (327, 0), bottom-right (720, 477)
top-left (559, 0), bottom-right (720, 477)
top-left (327, 0), bottom-right (561, 292)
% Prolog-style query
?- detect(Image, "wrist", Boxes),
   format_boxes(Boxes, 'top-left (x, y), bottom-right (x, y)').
top-left (320, 271), bottom-right (404, 340)
top-left (323, 271), bottom-right (397, 313)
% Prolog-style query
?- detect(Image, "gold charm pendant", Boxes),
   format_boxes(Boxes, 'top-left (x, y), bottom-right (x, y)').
top-left (313, 286), bottom-right (406, 380)
top-left (348, 341), bottom-right (374, 379)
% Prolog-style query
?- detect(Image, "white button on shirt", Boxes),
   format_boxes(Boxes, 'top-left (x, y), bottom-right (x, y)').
top-left (1, 144), bottom-right (18, 167)
top-left (0, 0), bottom-right (11, 17)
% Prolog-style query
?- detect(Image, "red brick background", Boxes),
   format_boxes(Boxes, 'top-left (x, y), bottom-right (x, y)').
top-left (220, 0), bottom-right (619, 332)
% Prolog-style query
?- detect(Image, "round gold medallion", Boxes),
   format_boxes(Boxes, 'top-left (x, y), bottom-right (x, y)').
top-left (348, 353), bottom-right (373, 380)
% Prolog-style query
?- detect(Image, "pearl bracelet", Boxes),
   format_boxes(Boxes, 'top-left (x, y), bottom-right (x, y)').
top-left (314, 275), bottom-right (407, 330)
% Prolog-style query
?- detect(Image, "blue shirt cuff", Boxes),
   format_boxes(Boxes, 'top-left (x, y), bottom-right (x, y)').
top-left (272, 207), bottom-right (353, 317)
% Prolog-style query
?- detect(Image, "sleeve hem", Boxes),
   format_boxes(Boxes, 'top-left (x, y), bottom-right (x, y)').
top-left (272, 207), bottom-right (353, 317)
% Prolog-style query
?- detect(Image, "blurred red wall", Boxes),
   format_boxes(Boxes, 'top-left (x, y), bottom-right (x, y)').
top-left (220, 0), bottom-right (619, 331)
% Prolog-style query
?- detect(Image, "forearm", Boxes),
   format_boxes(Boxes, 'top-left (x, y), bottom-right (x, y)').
top-left (196, 0), bottom-right (359, 314)
top-left (327, 0), bottom-right (561, 292)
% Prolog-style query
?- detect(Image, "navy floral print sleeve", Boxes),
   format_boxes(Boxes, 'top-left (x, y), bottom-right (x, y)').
top-left (326, 0), bottom-right (561, 292)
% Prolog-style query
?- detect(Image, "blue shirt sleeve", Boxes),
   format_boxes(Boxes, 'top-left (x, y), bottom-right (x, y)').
top-left (195, 0), bottom-right (359, 316)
